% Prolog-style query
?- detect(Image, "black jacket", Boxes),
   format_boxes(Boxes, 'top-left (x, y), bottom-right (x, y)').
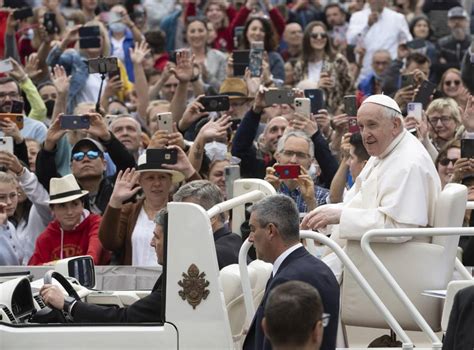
top-left (443, 285), bottom-right (474, 350)
top-left (72, 276), bottom-right (163, 323)
top-left (214, 227), bottom-right (243, 270)
top-left (36, 132), bottom-right (136, 214)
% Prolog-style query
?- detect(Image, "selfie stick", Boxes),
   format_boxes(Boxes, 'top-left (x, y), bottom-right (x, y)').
top-left (95, 58), bottom-right (107, 113)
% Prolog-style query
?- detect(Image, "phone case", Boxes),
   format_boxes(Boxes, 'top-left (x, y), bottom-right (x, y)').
top-left (304, 89), bottom-right (325, 114)
top-left (294, 98), bottom-right (311, 118)
top-left (157, 113), bottom-right (173, 133)
top-left (0, 114), bottom-right (24, 129)
top-left (233, 50), bottom-right (250, 76)
top-left (401, 74), bottom-right (415, 88)
top-left (264, 89), bottom-right (296, 106)
top-left (224, 165), bottom-right (241, 199)
top-left (414, 80), bottom-right (436, 108)
top-left (407, 102), bottom-right (423, 122)
top-left (79, 26), bottom-right (100, 38)
top-left (274, 165), bottom-right (300, 179)
top-left (200, 96), bottom-right (230, 112)
top-left (461, 139), bottom-right (474, 159)
top-left (146, 148), bottom-right (178, 165)
top-left (80, 37), bottom-right (101, 49)
top-left (0, 60), bottom-right (13, 73)
top-left (60, 115), bottom-right (90, 130)
top-left (0, 137), bottom-right (14, 154)
top-left (249, 42), bottom-right (264, 77)
top-left (348, 116), bottom-right (360, 134)
top-left (344, 95), bottom-right (357, 116)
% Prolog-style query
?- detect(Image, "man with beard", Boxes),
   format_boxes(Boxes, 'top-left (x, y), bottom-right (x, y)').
top-left (434, 6), bottom-right (473, 82)
top-left (324, 3), bottom-right (349, 51)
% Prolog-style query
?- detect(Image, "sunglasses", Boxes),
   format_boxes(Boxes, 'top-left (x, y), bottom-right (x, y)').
top-left (310, 32), bottom-right (327, 39)
top-left (72, 150), bottom-right (101, 162)
top-left (444, 80), bottom-right (461, 87)
top-left (439, 157), bottom-right (459, 166)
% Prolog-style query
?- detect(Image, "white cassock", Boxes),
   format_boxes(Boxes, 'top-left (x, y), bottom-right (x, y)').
top-left (323, 130), bottom-right (441, 281)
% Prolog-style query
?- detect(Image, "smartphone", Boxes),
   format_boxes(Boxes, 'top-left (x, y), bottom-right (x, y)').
top-left (344, 95), bottom-right (357, 116)
top-left (348, 116), bottom-right (360, 134)
top-left (274, 164), bottom-right (300, 180)
top-left (461, 139), bottom-right (474, 159)
top-left (401, 74), bottom-right (415, 88)
top-left (108, 11), bottom-right (122, 24)
top-left (249, 42), bottom-right (264, 78)
top-left (0, 137), bottom-right (14, 154)
top-left (294, 98), bottom-right (311, 119)
top-left (224, 165), bottom-right (240, 199)
top-left (199, 95), bottom-right (230, 112)
top-left (157, 112), bottom-right (173, 133)
top-left (0, 114), bottom-right (24, 129)
top-left (80, 37), bottom-right (101, 49)
top-left (0, 59), bottom-right (13, 74)
top-left (346, 44), bottom-right (356, 64)
top-left (10, 100), bottom-right (24, 114)
top-left (321, 61), bottom-right (330, 74)
top-left (414, 80), bottom-right (437, 108)
top-left (108, 69), bottom-right (121, 80)
top-left (233, 50), bottom-right (250, 77)
top-left (44, 12), bottom-right (58, 35)
top-left (233, 26), bottom-right (245, 48)
top-left (407, 102), bottom-right (422, 122)
top-left (406, 39), bottom-right (426, 50)
top-left (88, 57), bottom-right (119, 75)
top-left (304, 89), bottom-right (325, 114)
top-left (60, 115), bottom-right (90, 130)
top-left (13, 8), bottom-right (34, 20)
top-left (169, 51), bottom-right (177, 64)
top-left (264, 88), bottom-right (296, 106)
top-left (79, 26), bottom-right (101, 38)
top-left (146, 148), bottom-right (178, 165)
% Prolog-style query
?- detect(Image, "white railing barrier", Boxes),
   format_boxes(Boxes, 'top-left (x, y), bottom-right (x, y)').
top-left (207, 190), bottom-right (266, 219)
top-left (361, 227), bottom-right (474, 350)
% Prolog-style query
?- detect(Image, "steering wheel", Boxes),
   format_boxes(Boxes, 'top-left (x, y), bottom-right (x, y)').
top-left (44, 270), bottom-right (80, 301)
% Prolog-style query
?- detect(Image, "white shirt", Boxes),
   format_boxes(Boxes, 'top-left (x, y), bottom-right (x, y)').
top-left (76, 73), bottom-right (103, 106)
top-left (307, 61), bottom-right (323, 83)
top-left (272, 243), bottom-right (303, 277)
top-left (111, 35), bottom-right (126, 63)
top-left (131, 208), bottom-right (159, 266)
top-left (346, 7), bottom-right (412, 81)
top-left (336, 130), bottom-right (441, 242)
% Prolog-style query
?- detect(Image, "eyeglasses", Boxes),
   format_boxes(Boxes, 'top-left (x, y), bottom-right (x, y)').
top-left (281, 150), bottom-right (310, 159)
top-left (310, 32), bottom-right (327, 40)
top-left (439, 157), bottom-right (459, 166)
top-left (72, 150), bottom-right (101, 161)
top-left (429, 116), bottom-right (453, 126)
top-left (0, 92), bottom-right (20, 100)
top-left (444, 80), bottom-right (461, 87)
top-left (321, 313), bottom-right (330, 328)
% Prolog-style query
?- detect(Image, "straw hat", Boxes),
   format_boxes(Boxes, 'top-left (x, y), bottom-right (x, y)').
top-left (47, 174), bottom-right (89, 204)
top-left (137, 151), bottom-right (185, 183)
top-left (219, 78), bottom-right (254, 101)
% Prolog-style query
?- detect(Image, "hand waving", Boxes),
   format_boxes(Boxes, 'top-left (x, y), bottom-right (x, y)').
top-left (109, 168), bottom-right (142, 208)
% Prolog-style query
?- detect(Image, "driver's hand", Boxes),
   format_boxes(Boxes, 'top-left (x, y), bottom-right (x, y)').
top-left (40, 284), bottom-right (66, 310)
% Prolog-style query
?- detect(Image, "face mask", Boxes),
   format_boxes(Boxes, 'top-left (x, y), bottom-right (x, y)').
top-left (45, 99), bottom-right (55, 118)
top-left (204, 141), bottom-right (228, 161)
top-left (110, 22), bottom-right (127, 34)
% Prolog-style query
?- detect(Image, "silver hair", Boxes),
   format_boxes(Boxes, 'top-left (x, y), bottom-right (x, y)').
top-left (154, 208), bottom-right (168, 227)
top-left (379, 105), bottom-right (403, 122)
top-left (109, 114), bottom-right (141, 131)
top-left (276, 130), bottom-right (315, 159)
top-left (249, 194), bottom-right (300, 243)
top-left (173, 180), bottom-right (226, 223)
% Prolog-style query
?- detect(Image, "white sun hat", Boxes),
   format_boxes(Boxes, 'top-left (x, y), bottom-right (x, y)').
top-left (47, 174), bottom-right (89, 204)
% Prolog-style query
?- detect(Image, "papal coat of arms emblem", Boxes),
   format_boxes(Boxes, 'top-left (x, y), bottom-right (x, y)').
top-left (178, 264), bottom-right (210, 309)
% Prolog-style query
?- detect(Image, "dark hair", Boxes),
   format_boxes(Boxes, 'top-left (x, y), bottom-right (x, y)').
top-left (302, 21), bottom-right (336, 63)
top-left (324, 2), bottom-right (345, 15)
top-left (145, 30), bottom-right (167, 54)
top-left (264, 281), bottom-right (323, 347)
top-left (435, 138), bottom-right (461, 169)
top-left (37, 80), bottom-right (55, 92)
top-left (349, 133), bottom-right (370, 161)
top-left (409, 15), bottom-right (434, 39)
top-left (406, 52), bottom-right (431, 68)
top-left (0, 77), bottom-right (20, 94)
top-left (242, 17), bottom-right (278, 52)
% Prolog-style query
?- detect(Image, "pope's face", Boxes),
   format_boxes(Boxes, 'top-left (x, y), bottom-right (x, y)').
top-left (357, 103), bottom-right (400, 157)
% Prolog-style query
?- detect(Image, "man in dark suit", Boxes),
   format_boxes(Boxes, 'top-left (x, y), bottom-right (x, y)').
top-left (173, 180), bottom-right (243, 269)
top-left (243, 194), bottom-right (340, 350)
top-left (40, 210), bottom-right (168, 323)
top-left (443, 285), bottom-right (474, 349)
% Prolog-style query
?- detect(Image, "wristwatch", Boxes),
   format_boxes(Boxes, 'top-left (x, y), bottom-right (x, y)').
top-left (63, 296), bottom-right (77, 317)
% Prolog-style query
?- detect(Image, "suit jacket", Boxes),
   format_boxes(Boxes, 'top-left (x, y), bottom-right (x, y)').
top-left (214, 227), bottom-right (242, 270)
top-left (72, 276), bottom-right (163, 323)
top-left (243, 246), bottom-right (340, 350)
top-left (443, 285), bottom-right (474, 350)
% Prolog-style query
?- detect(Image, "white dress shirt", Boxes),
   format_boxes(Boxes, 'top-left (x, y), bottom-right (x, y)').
top-left (346, 7), bottom-right (412, 81)
top-left (272, 243), bottom-right (303, 277)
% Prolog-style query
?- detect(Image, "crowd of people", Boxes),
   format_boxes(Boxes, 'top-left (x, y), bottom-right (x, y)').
top-left (0, 0), bottom-right (474, 348)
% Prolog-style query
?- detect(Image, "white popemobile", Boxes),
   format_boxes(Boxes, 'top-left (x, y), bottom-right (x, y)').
top-left (0, 179), bottom-right (473, 349)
